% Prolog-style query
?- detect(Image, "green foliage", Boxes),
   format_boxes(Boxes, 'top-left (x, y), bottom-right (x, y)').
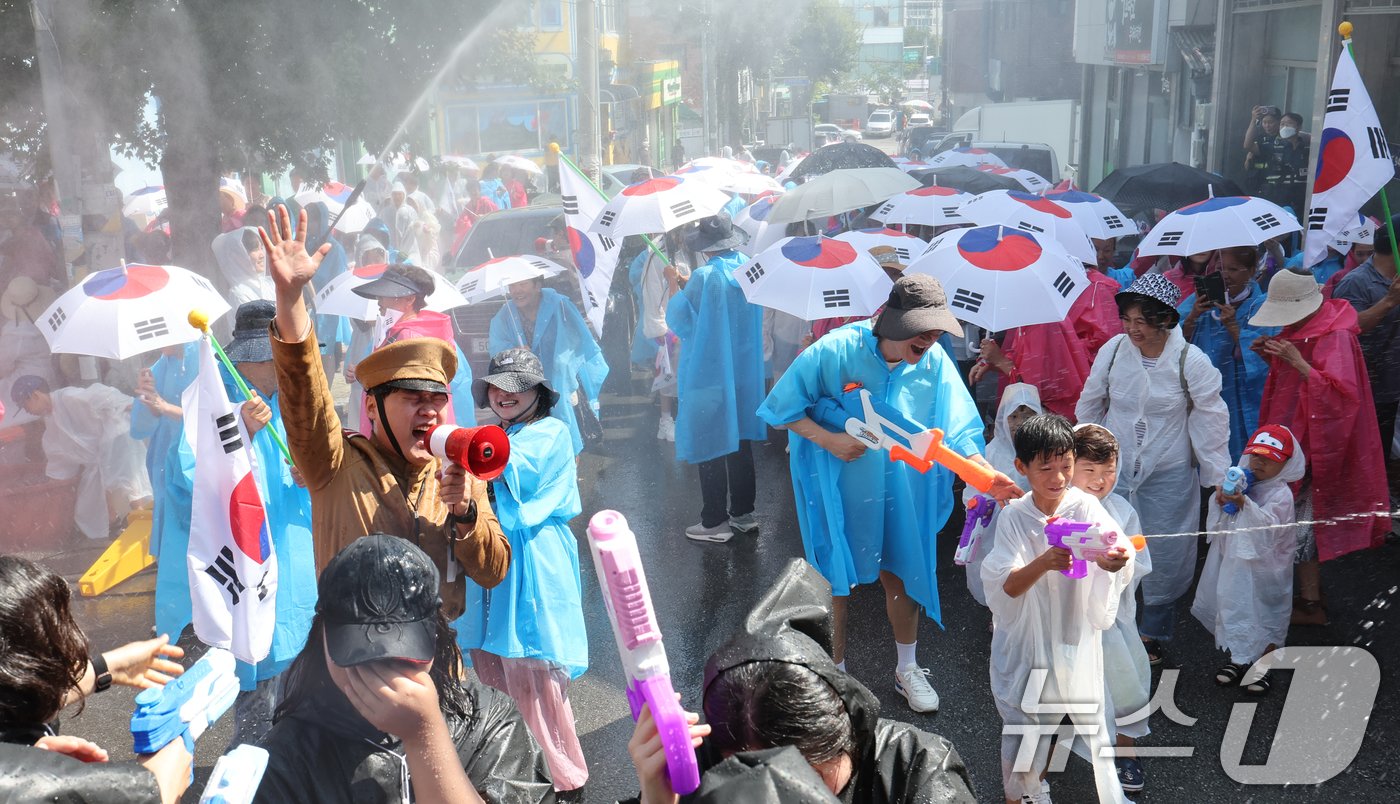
top-left (777, 0), bottom-right (862, 85)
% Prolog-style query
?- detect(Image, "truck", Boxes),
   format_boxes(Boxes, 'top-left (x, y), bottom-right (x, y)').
top-left (765, 116), bottom-right (813, 153)
top-left (825, 93), bottom-right (869, 131)
top-left (934, 99), bottom-right (1080, 183)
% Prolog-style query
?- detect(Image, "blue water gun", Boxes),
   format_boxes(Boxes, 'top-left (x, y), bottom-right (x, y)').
top-left (1222, 466), bottom-right (1255, 515)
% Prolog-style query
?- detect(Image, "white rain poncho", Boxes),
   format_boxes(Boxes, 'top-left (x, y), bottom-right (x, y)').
top-left (1100, 493), bottom-right (1153, 740)
top-left (41, 384), bottom-right (151, 540)
top-left (212, 228), bottom-right (274, 306)
top-left (394, 205), bottom-right (422, 265)
top-left (1075, 330), bottom-right (1230, 608)
top-left (961, 382), bottom-right (1042, 606)
top-left (1191, 437), bottom-right (1305, 665)
top-left (983, 487), bottom-right (1134, 803)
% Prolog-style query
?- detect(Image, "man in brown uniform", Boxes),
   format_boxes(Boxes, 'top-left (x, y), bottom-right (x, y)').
top-left (259, 205), bottom-right (510, 617)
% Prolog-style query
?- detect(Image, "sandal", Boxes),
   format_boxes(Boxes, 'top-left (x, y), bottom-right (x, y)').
top-left (1244, 670), bottom-right (1272, 696)
top-left (1215, 662), bottom-right (1247, 686)
top-left (1291, 597), bottom-right (1329, 626)
top-left (1142, 638), bottom-right (1165, 667)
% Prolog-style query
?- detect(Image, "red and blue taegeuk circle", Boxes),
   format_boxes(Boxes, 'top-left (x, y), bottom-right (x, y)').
top-left (230, 473), bottom-right (272, 562)
top-left (1176, 196), bottom-right (1249, 215)
top-left (748, 197), bottom-right (777, 222)
top-left (353, 262), bottom-right (388, 279)
top-left (855, 226), bottom-right (918, 239)
top-left (621, 176), bottom-right (682, 196)
top-left (568, 227), bottom-right (597, 277)
top-left (956, 227), bottom-right (1042, 272)
top-left (82, 264), bottom-right (170, 300)
top-left (1045, 190), bottom-right (1100, 205)
top-left (1313, 128), bottom-right (1355, 194)
top-left (911, 186), bottom-right (962, 197)
top-left (1008, 191), bottom-right (1072, 219)
top-left (780, 237), bottom-right (859, 268)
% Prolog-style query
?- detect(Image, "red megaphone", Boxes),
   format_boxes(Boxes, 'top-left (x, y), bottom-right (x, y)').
top-left (425, 424), bottom-right (510, 480)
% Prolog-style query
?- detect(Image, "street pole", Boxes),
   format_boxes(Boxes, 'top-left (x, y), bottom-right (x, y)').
top-left (701, 0), bottom-right (714, 156)
top-left (577, 0), bottom-right (600, 180)
top-left (30, 0), bottom-right (78, 281)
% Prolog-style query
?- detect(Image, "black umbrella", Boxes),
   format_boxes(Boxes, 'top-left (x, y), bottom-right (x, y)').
top-left (909, 166), bottom-right (1024, 194)
top-left (1093, 162), bottom-right (1244, 213)
top-left (787, 142), bottom-right (896, 181)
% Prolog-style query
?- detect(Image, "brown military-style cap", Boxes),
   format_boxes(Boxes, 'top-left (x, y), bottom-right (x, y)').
top-left (356, 338), bottom-right (457, 394)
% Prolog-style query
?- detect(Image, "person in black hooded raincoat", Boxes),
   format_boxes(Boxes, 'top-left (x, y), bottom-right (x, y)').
top-left (628, 558), bottom-right (978, 804)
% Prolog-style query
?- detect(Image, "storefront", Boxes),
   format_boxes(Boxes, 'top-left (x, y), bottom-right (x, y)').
top-left (637, 60), bottom-right (682, 171)
top-left (434, 88), bottom-right (575, 162)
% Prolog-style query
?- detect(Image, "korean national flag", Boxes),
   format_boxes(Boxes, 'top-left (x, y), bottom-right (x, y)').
top-left (558, 159), bottom-right (623, 335)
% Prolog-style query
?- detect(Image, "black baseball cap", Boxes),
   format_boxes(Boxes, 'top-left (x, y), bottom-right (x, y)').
top-left (318, 535), bottom-right (440, 667)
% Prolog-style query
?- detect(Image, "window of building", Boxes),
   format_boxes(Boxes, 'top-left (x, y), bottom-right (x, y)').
top-left (538, 0), bottom-right (563, 30)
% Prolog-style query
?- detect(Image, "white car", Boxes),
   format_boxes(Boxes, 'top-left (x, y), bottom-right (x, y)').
top-left (866, 110), bottom-right (895, 137)
top-left (907, 113), bottom-right (932, 128)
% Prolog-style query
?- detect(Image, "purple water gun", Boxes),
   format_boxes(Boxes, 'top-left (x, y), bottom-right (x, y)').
top-left (954, 495), bottom-right (995, 566)
top-left (1044, 517), bottom-right (1124, 580)
top-left (586, 511), bottom-right (701, 795)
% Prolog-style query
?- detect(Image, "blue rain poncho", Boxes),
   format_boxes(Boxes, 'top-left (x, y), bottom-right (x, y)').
top-left (129, 343), bottom-right (199, 559)
top-left (1177, 282), bottom-right (1278, 457)
top-left (756, 321), bottom-right (985, 621)
top-left (666, 250), bottom-right (767, 464)
top-left (455, 416), bottom-right (588, 678)
top-left (489, 289), bottom-right (608, 454)
top-left (153, 372), bottom-right (316, 690)
top-left (304, 202), bottom-right (353, 355)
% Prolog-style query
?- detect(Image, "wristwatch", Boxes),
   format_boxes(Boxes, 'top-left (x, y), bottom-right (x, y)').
top-left (90, 652), bottom-right (113, 693)
top-left (447, 500), bottom-right (479, 531)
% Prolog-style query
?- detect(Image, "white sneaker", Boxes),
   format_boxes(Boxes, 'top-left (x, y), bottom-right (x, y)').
top-left (657, 416), bottom-right (675, 441)
top-left (685, 521), bottom-right (733, 543)
top-left (729, 512), bottom-right (759, 533)
top-left (894, 663), bottom-right (940, 713)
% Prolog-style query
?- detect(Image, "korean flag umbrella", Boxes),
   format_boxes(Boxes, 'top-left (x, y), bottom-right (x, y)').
top-left (38, 263), bottom-right (231, 359)
top-left (735, 194), bottom-right (788, 257)
top-left (925, 147), bottom-right (1007, 169)
top-left (957, 190), bottom-right (1097, 264)
top-left (1136, 195), bottom-right (1301, 257)
top-left (976, 165), bottom-right (1052, 193)
top-left (454, 255), bottom-right (568, 303)
top-left (735, 236), bottom-right (894, 321)
top-left (869, 185), bottom-right (972, 228)
top-left (588, 175), bottom-right (731, 237)
top-left (313, 263), bottom-right (469, 321)
top-left (122, 186), bottom-right (167, 223)
top-left (833, 227), bottom-right (929, 265)
top-left (1042, 189), bottom-right (1134, 241)
top-left (906, 226), bottom-right (1088, 331)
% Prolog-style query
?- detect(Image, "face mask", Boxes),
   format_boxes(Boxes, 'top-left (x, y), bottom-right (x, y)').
top-left (1280, 126), bottom-right (1298, 139)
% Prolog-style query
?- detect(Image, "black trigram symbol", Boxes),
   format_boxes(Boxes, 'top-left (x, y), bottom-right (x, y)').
top-left (1017, 222), bottom-right (1046, 234)
top-left (895, 247), bottom-right (913, 261)
top-left (877, 202), bottom-right (895, 216)
top-left (1053, 271), bottom-right (1075, 298)
top-left (216, 412), bottom-right (243, 454)
top-left (191, 275), bottom-right (215, 294)
top-left (459, 277), bottom-right (479, 295)
top-left (587, 289), bottom-right (599, 308)
top-left (745, 262), bottom-right (765, 283)
top-left (134, 317), bottom-right (169, 340)
top-left (951, 288), bottom-right (985, 313)
top-left (205, 546), bottom-right (247, 605)
top-left (528, 259), bottom-right (551, 271)
top-left (1156, 231), bottom-right (1184, 247)
top-left (670, 200), bottom-right (695, 218)
top-left (254, 570), bottom-right (271, 602)
top-left (823, 288), bottom-right (851, 308)
top-left (1103, 214), bottom-right (1126, 230)
top-left (1326, 88), bottom-right (1351, 114)
top-left (598, 210), bottom-right (617, 228)
top-left (599, 236), bottom-right (617, 251)
top-left (1307, 208), bottom-right (1328, 231)
top-left (47, 307), bottom-right (66, 332)
top-left (1367, 127), bottom-right (1391, 160)
top-left (1252, 213), bottom-right (1281, 230)
top-left (941, 206), bottom-right (961, 217)
top-left (562, 195), bottom-right (579, 215)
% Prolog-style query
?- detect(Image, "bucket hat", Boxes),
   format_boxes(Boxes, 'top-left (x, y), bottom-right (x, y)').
top-left (223, 300), bottom-right (276, 364)
top-left (1248, 269), bottom-right (1322, 327)
top-left (872, 273), bottom-right (963, 339)
top-left (1117, 273), bottom-right (1182, 327)
top-left (472, 347), bottom-right (558, 409)
top-left (685, 212), bottom-right (749, 253)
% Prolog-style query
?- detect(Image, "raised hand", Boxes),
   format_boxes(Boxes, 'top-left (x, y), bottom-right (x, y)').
top-left (259, 205), bottom-right (329, 297)
top-left (103, 635), bottom-right (186, 689)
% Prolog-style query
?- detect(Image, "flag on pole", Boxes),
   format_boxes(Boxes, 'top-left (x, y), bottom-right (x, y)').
top-left (557, 153), bottom-right (623, 335)
top-left (1303, 39), bottom-right (1395, 268)
top-left (182, 334), bottom-right (276, 663)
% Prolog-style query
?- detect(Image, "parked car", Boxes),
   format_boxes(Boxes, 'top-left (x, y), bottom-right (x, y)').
top-left (866, 109), bottom-right (895, 138)
top-left (907, 113), bottom-right (932, 129)
top-left (930, 138), bottom-right (1061, 183)
top-left (597, 163), bottom-right (660, 196)
top-left (901, 126), bottom-right (948, 160)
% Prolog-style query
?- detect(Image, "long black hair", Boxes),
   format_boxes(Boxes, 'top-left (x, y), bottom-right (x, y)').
top-left (704, 660), bottom-right (856, 767)
top-left (0, 556), bottom-right (90, 727)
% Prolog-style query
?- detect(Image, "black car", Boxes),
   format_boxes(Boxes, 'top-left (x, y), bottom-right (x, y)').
top-left (902, 126), bottom-right (947, 160)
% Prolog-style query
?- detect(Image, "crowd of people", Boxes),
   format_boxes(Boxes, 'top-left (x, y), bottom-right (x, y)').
top-left (0, 131), bottom-right (1397, 804)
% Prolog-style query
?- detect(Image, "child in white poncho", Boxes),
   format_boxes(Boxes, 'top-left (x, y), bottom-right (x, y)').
top-left (963, 383), bottom-right (1043, 606)
top-left (1072, 423), bottom-right (1153, 795)
top-left (1192, 423), bottom-right (1303, 697)
top-left (983, 414), bottom-right (1134, 804)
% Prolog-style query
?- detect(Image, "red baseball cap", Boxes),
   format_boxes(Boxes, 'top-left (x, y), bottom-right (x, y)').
top-left (1243, 425), bottom-right (1294, 463)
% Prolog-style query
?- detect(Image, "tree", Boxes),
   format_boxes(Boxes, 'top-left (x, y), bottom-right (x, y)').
top-left (778, 0), bottom-right (862, 86)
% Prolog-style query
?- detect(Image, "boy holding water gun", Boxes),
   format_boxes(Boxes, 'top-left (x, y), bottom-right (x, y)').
top-left (1072, 424), bottom-right (1154, 794)
top-left (982, 414), bottom-right (1133, 804)
top-left (1191, 424), bottom-right (1304, 697)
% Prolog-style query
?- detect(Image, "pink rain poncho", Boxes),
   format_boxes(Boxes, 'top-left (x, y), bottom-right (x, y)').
top-left (998, 320), bottom-right (1092, 420)
top-left (1071, 269), bottom-right (1125, 360)
top-left (1256, 300), bottom-right (1389, 561)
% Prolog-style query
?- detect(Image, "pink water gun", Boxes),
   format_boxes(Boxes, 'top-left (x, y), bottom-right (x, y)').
top-left (586, 510), bottom-right (701, 794)
top-left (954, 495), bottom-right (995, 566)
top-left (1044, 517), bottom-right (1144, 579)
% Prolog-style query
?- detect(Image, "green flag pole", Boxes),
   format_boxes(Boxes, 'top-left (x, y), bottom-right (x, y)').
top-left (1340, 21), bottom-right (1399, 252)
top-left (551, 144), bottom-right (675, 268)
top-left (187, 310), bottom-right (295, 466)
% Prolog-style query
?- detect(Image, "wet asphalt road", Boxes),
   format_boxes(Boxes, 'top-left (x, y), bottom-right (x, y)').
top-left (29, 363), bottom-right (1400, 803)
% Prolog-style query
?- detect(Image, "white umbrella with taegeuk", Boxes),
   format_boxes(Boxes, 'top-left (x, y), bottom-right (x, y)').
top-left (868, 185), bottom-right (973, 229)
top-left (1042, 189), bottom-right (1135, 241)
top-left (454, 255), bottom-right (568, 303)
top-left (924, 147), bottom-right (1007, 169)
top-left (1136, 195), bottom-right (1301, 257)
top-left (735, 236), bottom-right (894, 321)
top-left (38, 263), bottom-right (231, 359)
top-left (588, 175), bottom-right (732, 237)
top-left (957, 189), bottom-right (1097, 265)
top-left (975, 165), bottom-right (1052, 193)
top-left (905, 225), bottom-right (1087, 332)
top-left (735, 194), bottom-right (788, 257)
top-left (833, 227), bottom-right (929, 265)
